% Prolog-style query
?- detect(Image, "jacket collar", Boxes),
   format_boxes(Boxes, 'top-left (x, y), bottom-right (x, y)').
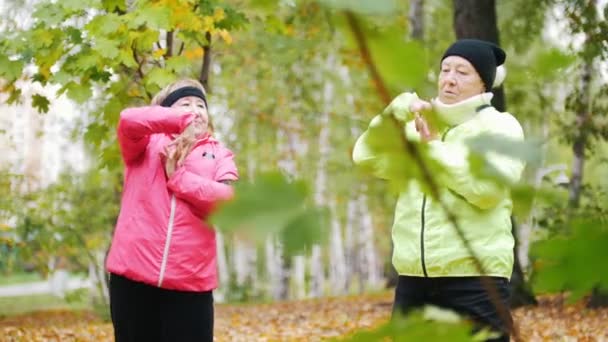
top-left (431, 92), bottom-right (494, 126)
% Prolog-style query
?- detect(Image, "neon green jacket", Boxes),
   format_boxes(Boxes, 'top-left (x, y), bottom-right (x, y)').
top-left (353, 92), bottom-right (525, 278)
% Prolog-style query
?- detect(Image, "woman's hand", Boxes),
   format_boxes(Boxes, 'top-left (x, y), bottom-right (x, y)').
top-left (409, 99), bottom-right (433, 114)
top-left (164, 117), bottom-right (207, 177)
top-left (410, 99), bottom-right (437, 142)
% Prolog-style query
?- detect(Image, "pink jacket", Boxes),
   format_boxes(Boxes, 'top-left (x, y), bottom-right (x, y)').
top-left (106, 106), bottom-right (238, 292)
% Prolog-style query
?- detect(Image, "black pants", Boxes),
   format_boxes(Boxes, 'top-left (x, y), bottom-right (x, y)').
top-left (392, 276), bottom-right (512, 342)
top-left (109, 273), bottom-right (214, 342)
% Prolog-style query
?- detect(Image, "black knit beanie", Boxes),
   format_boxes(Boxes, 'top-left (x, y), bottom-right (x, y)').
top-left (441, 39), bottom-right (506, 91)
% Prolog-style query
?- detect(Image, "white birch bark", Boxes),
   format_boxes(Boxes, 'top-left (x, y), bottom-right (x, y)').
top-left (215, 231), bottom-right (228, 302)
top-left (292, 255), bottom-right (306, 299)
top-left (344, 193), bottom-right (358, 292)
top-left (358, 190), bottom-right (381, 291)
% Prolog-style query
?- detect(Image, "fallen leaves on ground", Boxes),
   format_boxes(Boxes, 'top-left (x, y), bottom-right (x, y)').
top-left (1, 293), bottom-right (607, 341)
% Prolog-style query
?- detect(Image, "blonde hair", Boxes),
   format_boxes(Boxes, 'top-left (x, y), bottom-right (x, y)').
top-left (151, 78), bottom-right (214, 132)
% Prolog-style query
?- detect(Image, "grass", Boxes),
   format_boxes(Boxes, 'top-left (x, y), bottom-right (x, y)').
top-left (0, 293), bottom-right (90, 316)
top-left (0, 272), bottom-right (43, 286)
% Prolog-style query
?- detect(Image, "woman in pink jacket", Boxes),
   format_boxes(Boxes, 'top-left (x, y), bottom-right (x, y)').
top-left (106, 79), bottom-right (238, 342)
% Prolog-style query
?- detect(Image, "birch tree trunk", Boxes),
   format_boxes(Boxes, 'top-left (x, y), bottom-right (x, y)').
top-left (358, 189), bottom-right (381, 292)
top-left (344, 192), bottom-right (358, 292)
top-left (215, 231), bottom-right (228, 302)
top-left (292, 255), bottom-right (306, 299)
top-left (328, 199), bottom-right (346, 295)
top-left (265, 236), bottom-right (287, 300)
top-left (568, 60), bottom-right (592, 208)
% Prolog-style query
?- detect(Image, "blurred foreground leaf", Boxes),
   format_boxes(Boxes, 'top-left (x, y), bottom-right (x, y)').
top-left (211, 172), bottom-right (328, 254)
top-left (532, 218), bottom-right (608, 302)
top-left (318, 0), bottom-right (398, 16)
top-left (340, 306), bottom-right (479, 342)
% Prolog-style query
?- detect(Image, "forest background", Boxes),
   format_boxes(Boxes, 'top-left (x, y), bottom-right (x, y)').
top-left (0, 0), bottom-right (607, 340)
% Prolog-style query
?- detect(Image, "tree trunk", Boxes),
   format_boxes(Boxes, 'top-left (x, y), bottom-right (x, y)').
top-left (408, 0), bottom-right (424, 40)
top-left (358, 190), bottom-right (381, 292)
top-left (200, 32), bottom-right (212, 91)
top-left (452, 0), bottom-right (505, 111)
top-left (292, 255), bottom-right (306, 299)
top-left (568, 61), bottom-right (592, 208)
top-left (215, 232), bottom-right (229, 302)
top-left (510, 217), bottom-right (537, 308)
top-left (452, 0), bottom-right (536, 309)
top-left (344, 193), bottom-right (358, 292)
top-left (329, 199), bottom-right (347, 295)
top-left (309, 246), bottom-right (324, 297)
top-left (265, 237), bottom-right (282, 300)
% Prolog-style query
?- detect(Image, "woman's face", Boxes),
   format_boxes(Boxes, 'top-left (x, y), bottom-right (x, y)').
top-left (437, 56), bottom-right (485, 104)
top-left (171, 95), bottom-right (209, 130)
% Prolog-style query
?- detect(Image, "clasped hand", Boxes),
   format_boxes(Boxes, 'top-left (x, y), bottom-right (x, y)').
top-left (409, 99), bottom-right (437, 142)
top-left (164, 115), bottom-right (207, 177)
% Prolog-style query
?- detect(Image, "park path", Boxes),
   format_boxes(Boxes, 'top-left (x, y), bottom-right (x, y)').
top-left (0, 274), bottom-right (90, 297)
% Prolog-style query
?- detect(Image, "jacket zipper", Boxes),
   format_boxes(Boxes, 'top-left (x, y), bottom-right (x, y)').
top-left (419, 126), bottom-right (455, 277)
top-left (158, 194), bottom-right (177, 287)
top-left (420, 195), bottom-right (429, 277)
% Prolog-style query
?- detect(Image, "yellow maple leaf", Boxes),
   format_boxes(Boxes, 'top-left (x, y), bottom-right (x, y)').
top-left (153, 48), bottom-right (166, 59)
top-left (213, 7), bottom-right (226, 22)
top-left (218, 29), bottom-right (233, 45)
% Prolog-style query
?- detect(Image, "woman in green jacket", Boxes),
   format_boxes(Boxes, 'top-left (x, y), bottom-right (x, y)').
top-left (353, 39), bottom-right (525, 341)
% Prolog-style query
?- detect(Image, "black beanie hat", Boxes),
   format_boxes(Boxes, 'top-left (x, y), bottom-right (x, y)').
top-left (441, 39), bottom-right (506, 91)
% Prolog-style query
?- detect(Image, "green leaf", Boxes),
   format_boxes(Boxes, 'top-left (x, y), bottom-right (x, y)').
top-left (0, 55), bottom-right (24, 82)
top-left (368, 32), bottom-right (428, 92)
top-left (118, 48), bottom-right (138, 68)
top-left (132, 6), bottom-right (172, 30)
top-left (32, 28), bottom-right (56, 48)
top-left (280, 207), bottom-right (329, 255)
top-left (93, 37), bottom-right (121, 60)
top-left (318, 0), bottom-right (398, 16)
top-left (102, 0), bottom-right (126, 13)
top-left (72, 51), bottom-right (100, 71)
top-left (6, 88), bottom-right (22, 104)
top-left (65, 27), bottom-right (83, 44)
top-left (33, 3), bottom-right (66, 26)
top-left (215, 6), bottom-right (249, 30)
top-left (132, 30), bottom-right (159, 52)
top-left (211, 172), bottom-right (309, 236)
top-left (61, 81), bottom-right (92, 104)
top-left (61, 0), bottom-right (96, 12)
top-left (84, 122), bottom-right (109, 147)
top-left (145, 67), bottom-right (176, 89)
top-left (165, 55), bottom-right (192, 74)
top-left (343, 309), bottom-right (474, 342)
top-left (533, 48), bottom-right (576, 80)
top-left (466, 134), bottom-right (542, 167)
top-left (532, 219), bottom-right (608, 302)
top-left (86, 13), bottom-right (123, 36)
top-left (31, 94), bottom-right (50, 113)
top-left (250, 0), bottom-right (281, 10)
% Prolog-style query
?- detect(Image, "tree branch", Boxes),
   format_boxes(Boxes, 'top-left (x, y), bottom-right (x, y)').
top-left (345, 11), bottom-right (519, 341)
top-left (200, 31), bottom-right (212, 91)
top-left (166, 31), bottom-right (174, 57)
top-left (132, 47), bottom-right (152, 100)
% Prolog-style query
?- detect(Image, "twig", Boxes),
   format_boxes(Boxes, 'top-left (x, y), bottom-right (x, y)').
top-left (200, 31), bottom-right (212, 91)
top-left (166, 31), bottom-right (174, 57)
top-left (345, 11), bottom-right (519, 341)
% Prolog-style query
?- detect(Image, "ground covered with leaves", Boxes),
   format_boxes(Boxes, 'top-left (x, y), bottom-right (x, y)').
top-left (0, 293), bottom-right (606, 341)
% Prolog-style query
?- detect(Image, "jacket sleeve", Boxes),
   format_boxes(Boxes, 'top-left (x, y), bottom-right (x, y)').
top-left (117, 106), bottom-right (194, 164)
top-left (352, 92), bottom-right (420, 181)
top-left (215, 148), bottom-right (239, 182)
top-left (167, 168), bottom-right (235, 214)
top-left (167, 147), bottom-right (238, 214)
top-left (428, 113), bottom-right (525, 210)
